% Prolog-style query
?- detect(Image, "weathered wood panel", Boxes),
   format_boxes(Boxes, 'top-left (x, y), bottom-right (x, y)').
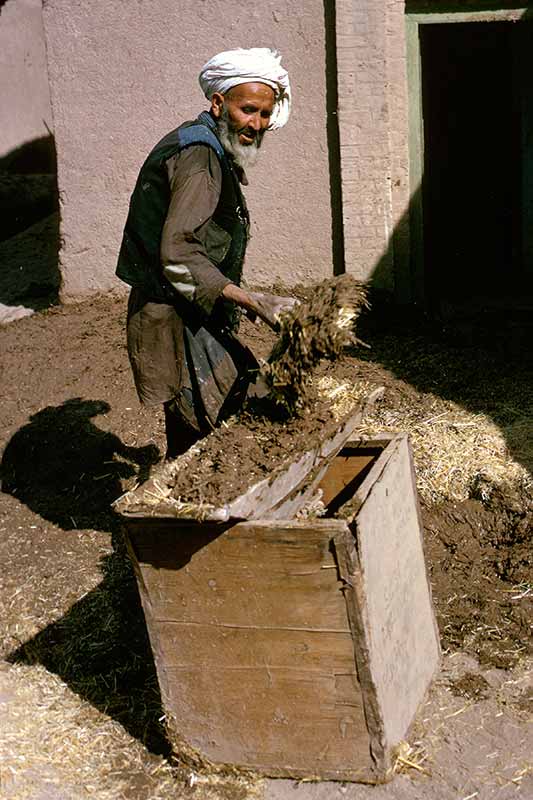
top-left (163, 665), bottom-right (372, 778)
top-left (126, 518), bottom-right (375, 779)
top-left (349, 435), bottom-right (441, 751)
top-left (155, 624), bottom-right (357, 670)
top-left (318, 446), bottom-right (380, 508)
top-left (128, 521), bottom-right (351, 630)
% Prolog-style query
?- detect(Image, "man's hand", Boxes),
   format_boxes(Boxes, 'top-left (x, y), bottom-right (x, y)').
top-left (222, 284), bottom-right (297, 331)
top-left (246, 291), bottom-right (298, 330)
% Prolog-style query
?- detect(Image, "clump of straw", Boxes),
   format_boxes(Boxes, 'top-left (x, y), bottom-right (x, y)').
top-left (259, 275), bottom-right (369, 415)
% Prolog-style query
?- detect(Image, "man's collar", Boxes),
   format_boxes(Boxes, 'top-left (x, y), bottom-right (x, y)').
top-left (197, 110), bottom-right (217, 130)
top-left (197, 111), bottom-right (249, 186)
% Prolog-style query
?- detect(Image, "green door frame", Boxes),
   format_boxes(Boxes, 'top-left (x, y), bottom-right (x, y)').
top-left (405, 7), bottom-right (527, 305)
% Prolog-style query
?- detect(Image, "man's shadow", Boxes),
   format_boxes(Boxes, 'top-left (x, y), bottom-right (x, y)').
top-left (1, 397), bottom-right (157, 531)
top-left (2, 398), bottom-right (171, 755)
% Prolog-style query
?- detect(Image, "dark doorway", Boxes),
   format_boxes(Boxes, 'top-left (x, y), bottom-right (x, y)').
top-left (420, 20), bottom-right (533, 311)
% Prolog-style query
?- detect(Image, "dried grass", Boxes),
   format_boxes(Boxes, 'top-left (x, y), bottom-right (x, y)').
top-left (320, 376), bottom-right (532, 504)
top-left (1, 532), bottom-right (111, 656)
top-left (0, 662), bottom-right (179, 800)
top-left (393, 740), bottom-right (431, 777)
top-left (317, 375), bottom-right (376, 422)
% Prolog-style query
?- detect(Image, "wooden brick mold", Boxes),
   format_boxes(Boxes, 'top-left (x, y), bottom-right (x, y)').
top-left (120, 433), bottom-right (440, 783)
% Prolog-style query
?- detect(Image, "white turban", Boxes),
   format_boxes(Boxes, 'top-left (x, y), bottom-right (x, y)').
top-left (199, 48), bottom-right (291, 130)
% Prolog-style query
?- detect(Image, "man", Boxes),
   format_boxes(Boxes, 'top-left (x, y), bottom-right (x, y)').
top-left (116, 48), bottom-right (295, 458)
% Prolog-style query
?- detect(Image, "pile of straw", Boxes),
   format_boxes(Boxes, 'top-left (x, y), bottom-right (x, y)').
top-left (319, 376), bottom-right (532, 504)
top-left (0, 662), bottom-right (179, 800)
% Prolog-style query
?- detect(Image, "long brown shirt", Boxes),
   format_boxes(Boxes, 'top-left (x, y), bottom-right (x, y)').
top-left (126, 143), bottom-right (252, 429)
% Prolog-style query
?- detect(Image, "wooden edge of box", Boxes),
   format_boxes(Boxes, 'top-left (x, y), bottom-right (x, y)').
top-left (332, 530), bottom-right (391, 780)
top-left (345, 434), bottom-right (441, 761)
top-left (334, 433), bottom-right (404, 524)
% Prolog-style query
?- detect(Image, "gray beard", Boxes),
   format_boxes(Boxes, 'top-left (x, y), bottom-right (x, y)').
top-left (216, 111), bottom-right (263, 170)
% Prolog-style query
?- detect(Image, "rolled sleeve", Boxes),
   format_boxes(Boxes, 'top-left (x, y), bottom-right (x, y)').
top-left (161, 145), bottom-right (232, 317)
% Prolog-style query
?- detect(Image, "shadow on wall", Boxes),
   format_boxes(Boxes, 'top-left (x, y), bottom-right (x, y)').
top-left (0, 133), bottom-right (61, 311)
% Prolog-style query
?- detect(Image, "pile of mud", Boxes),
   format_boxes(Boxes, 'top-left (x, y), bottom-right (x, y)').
top-left (118, 277), bottom-right (372, 514)
top-left (423, 485), bottom-right (532, 669)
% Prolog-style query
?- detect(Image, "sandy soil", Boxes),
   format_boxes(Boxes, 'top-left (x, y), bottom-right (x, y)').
top-left (0, 282), bottom-right (532, 798)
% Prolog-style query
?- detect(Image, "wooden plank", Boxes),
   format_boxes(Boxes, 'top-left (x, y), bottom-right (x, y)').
top-left (162, 665), bottom-right (373, 779)
top-left (351, 435), bottom-right (441, 751)
top-left (331, 434), bottom-right (402, 523)
top-left (408, 9), bottom-right (526, 24)
top-left (129, 520), bottom-right (352, 631)
top-left (318, 446), bottom-right (380, 508)
top-left (333, 529), bottom-right (389, 780)
top-left (154, 623), bottom-right (357, 670)
top-left (145, 573), bottom-right (350, 630)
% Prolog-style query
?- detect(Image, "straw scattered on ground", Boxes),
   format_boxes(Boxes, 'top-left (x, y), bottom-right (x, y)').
top-left (322, 376), bottom-right (533, 505)
top-left (0, 662), bottom-right (179, 800)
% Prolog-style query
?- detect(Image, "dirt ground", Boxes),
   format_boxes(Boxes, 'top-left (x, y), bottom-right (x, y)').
top-left (0, 282), bottom-right (532, 798)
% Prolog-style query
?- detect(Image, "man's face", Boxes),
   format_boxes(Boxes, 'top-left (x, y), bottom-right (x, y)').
top-left (212, 82), bottom-right (276, 167)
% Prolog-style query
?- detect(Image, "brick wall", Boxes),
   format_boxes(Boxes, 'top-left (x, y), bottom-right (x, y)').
top-left (335, 0), bottom-right (410, 296)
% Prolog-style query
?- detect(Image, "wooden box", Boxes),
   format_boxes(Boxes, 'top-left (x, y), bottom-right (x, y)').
top-left (121, 433), bottom-right (440, 783)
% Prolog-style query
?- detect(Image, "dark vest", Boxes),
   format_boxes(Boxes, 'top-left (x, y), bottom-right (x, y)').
top-left (116, 112), bottom-right (249, 320)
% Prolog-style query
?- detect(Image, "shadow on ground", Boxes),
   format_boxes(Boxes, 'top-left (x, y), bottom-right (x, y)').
top-left (8, 541), bottom-right (171, 757)
top-left (1, 397), bottom-right (158, 530)
top-left (2, 397), bottom-right (169, 755)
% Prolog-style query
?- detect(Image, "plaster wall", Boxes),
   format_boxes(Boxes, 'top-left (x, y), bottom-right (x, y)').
top-left (0, 0), bottom-right (53, 160)
top-left (41, 0), bottom-right (333, 300)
